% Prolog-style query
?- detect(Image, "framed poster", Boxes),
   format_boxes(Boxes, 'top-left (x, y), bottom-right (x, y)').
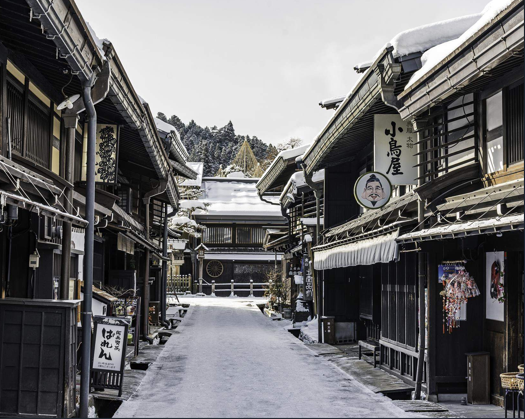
top-left (82, 123), bottom-right (120, 184)
top-left (374, 114), bottom-right (417, 185)
top-left (354, 171), bottom-right (392, 209)
top-left (485, 251), bottom-right (505, 321)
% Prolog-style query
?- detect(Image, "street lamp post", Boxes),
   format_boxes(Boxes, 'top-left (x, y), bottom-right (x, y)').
top-left (195, 244), bottom-right (208, 294)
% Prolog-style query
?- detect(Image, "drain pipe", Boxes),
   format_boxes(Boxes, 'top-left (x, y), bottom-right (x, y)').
top-left (297, 157), bottom-right (322, 342)
top-left (142, 181), bottom-right (168, 338)
top-left (79, 72), bottom-right (97, 419)
top-left (161, 205), bottom-right (177, 326)
top-left (413, 118), bottom-right (428, 400)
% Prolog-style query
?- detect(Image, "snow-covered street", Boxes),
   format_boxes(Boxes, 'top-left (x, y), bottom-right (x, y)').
top-left (115, 297), bottom-right (412, 418)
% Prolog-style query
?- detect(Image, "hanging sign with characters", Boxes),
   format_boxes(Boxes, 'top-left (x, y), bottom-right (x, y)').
top-left (82, 124), bottom-right (120, 184)
top-left (374, 114), bottom-right (417, 185)
top-left (354, 171), bottom-right (392, 209)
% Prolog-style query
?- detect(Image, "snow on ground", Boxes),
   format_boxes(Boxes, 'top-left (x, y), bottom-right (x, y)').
top-left (115, 297), bottom-right (416, 418)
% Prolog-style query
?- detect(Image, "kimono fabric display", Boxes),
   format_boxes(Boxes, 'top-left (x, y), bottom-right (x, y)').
top-left (439, 263), bottom-right (480, 334)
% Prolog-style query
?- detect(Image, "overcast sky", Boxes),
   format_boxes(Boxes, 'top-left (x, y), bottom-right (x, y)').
top-left (76, 0), bottom-right (486, 146)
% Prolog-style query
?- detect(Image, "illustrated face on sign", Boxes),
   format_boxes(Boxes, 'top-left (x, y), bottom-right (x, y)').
top-left (361, 174), bottom-right (385, 206)
top-left (354, 171), bottom-right (392, 209)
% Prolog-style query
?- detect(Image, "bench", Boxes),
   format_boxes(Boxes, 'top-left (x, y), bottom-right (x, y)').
top-left (358, 340), bottom-right (380, 368)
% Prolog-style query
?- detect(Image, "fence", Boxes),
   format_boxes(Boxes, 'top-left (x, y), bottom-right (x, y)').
top-left (199, 279), bottom-right (269, 297)
top-left (167, 274), bottom-right (192, 294)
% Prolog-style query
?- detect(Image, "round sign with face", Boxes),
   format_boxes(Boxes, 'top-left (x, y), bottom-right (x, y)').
top-left (354, 171), bottom-right (392, 209)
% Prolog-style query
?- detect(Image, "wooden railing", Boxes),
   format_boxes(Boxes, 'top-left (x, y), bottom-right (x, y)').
top-left (167, 274), bottom-right (192, 294)
top-left (199, 279), bottom-right (268, 297)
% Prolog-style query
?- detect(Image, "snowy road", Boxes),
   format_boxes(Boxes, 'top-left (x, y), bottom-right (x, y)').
top-left (115, 297), bottom-right (412, 418)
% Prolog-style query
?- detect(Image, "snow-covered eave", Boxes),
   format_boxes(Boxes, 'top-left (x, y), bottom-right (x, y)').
top-left (398, 0), bottom-right (524, 119)
top-left (170, 160), bottom-right (198, 180)
top-left (301, 47), bottom-right (391, 175)
top-left (256, 144), bottom-right (310, 195)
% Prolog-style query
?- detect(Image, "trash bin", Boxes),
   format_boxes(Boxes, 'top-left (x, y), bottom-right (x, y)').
top-left (466, 352), bottom-right (490, 404)
top-left (322, 316), bottom-right (336, 344)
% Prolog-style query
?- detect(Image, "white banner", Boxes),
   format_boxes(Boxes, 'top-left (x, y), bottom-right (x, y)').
top-left (92, 323), bottom-right (126, 371)
top-left (374, 114), bottom-right (417, 185)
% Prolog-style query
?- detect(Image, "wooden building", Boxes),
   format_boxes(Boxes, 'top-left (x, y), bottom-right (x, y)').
top-left (283, 0), bottom-right (523, 404)
top-left (191, 175), bottom-right (286, 296)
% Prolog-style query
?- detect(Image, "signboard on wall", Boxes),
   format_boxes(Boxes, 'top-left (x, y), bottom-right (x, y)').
top-left (374, 114), bottom-right (417, 185)
top-left (485, 252), bottom-right (505, 322)
top-left (303, 255), bottom-right (313, 301)
top-left (82, 124), bottom-right (119, 184)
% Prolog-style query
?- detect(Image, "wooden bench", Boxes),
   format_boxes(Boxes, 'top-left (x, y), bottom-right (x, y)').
top-left (358, 340), bottom-right (380, 368)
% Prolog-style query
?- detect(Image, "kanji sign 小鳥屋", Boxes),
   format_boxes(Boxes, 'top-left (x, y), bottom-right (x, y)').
top-left (374, 114), bottom-right (417, 185)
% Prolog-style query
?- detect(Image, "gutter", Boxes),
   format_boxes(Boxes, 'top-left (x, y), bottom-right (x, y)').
top-left (26, 0), bottom-right (103, 83)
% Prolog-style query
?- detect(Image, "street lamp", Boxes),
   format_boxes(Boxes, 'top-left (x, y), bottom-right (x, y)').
top-left (195, 243), bottom-right (208, 294)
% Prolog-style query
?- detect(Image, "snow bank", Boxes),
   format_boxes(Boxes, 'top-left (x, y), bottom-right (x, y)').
top-left (299, 316), bottom-right (319, 344)
top-left (406, 0), bottom-right (515, 88)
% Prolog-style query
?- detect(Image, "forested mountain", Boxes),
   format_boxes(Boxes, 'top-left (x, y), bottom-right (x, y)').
top-left (157, 113), bottom-right (277, 176)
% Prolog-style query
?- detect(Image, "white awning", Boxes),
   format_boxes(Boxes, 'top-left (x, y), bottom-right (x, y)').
top-left (313, 230), bottom-right (399, 270)
top-left (204, 253), bottom-right (281, 261)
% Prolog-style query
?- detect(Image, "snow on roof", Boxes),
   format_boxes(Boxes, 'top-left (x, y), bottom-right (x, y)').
top-left (195, 178), bottom-right (282, 217)
top-left (182, 162), bottom-right (204, 187)
top-left (279, 169), bottom-right (325, 202)
top-left (86, 22), bottom-right (108, 58)
top-left (154, 117), bottom-right (178, 135)
top-left (389, 13), bottom-right (481, 58)
top-left (170, 216), bottom-right (198, 227)
top-left (257, 143), bottom-right (312, 190)
top-left (406, 0), bottom-right (516, 89)
top-left (179, 200), bottom-right (207, 210)
top-left (278, 143), bottom-right (311, 160)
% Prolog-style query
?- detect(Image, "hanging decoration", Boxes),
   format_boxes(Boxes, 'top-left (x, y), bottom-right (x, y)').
top-left (438, 261), bottom-right (480, 334)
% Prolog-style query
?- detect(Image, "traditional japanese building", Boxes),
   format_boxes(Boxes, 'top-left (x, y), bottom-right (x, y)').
top-left (270, 0), bottom-right (523, 405)
top-left (191, 174), bottom-right (286, 296)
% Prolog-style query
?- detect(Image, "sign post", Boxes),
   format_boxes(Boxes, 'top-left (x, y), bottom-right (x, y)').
top-left (90, 316), bottom-right (129, 397)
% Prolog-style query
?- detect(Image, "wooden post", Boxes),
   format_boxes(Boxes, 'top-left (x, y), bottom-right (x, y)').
top-left (198, 278), bottom-right (203, 294)
top-left (250, 280), bottom-right (254, 297)
top-left (211, 280), bottom-right (216, 296)
top-left (230, 280), bottom-right (235, 297)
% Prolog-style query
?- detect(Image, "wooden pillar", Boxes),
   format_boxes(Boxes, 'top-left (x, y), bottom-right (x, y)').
top-left (60, 115), bottom-right (78, 300)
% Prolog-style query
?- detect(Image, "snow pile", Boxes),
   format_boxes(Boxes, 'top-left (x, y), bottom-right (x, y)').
top-left (299, 316), bottom-right (319, 344)
top-left (226, 171), bottom-right (245, 178)
top-left (390, 14), bottom-right (481, 57)
top-left (179, 200), bottom-right (207, 210)
top-left (170, 216), bottom-right (198, 227)
top-left (406, 0), bottom-right (516, 88)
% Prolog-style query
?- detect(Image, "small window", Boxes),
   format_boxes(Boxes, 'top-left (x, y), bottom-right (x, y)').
top-left (485, 91), bottom-right (504, 174)
top-left (204, 227), bottom-right (232, 244)
top-left (236, 227), bottom-right (264, 244)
